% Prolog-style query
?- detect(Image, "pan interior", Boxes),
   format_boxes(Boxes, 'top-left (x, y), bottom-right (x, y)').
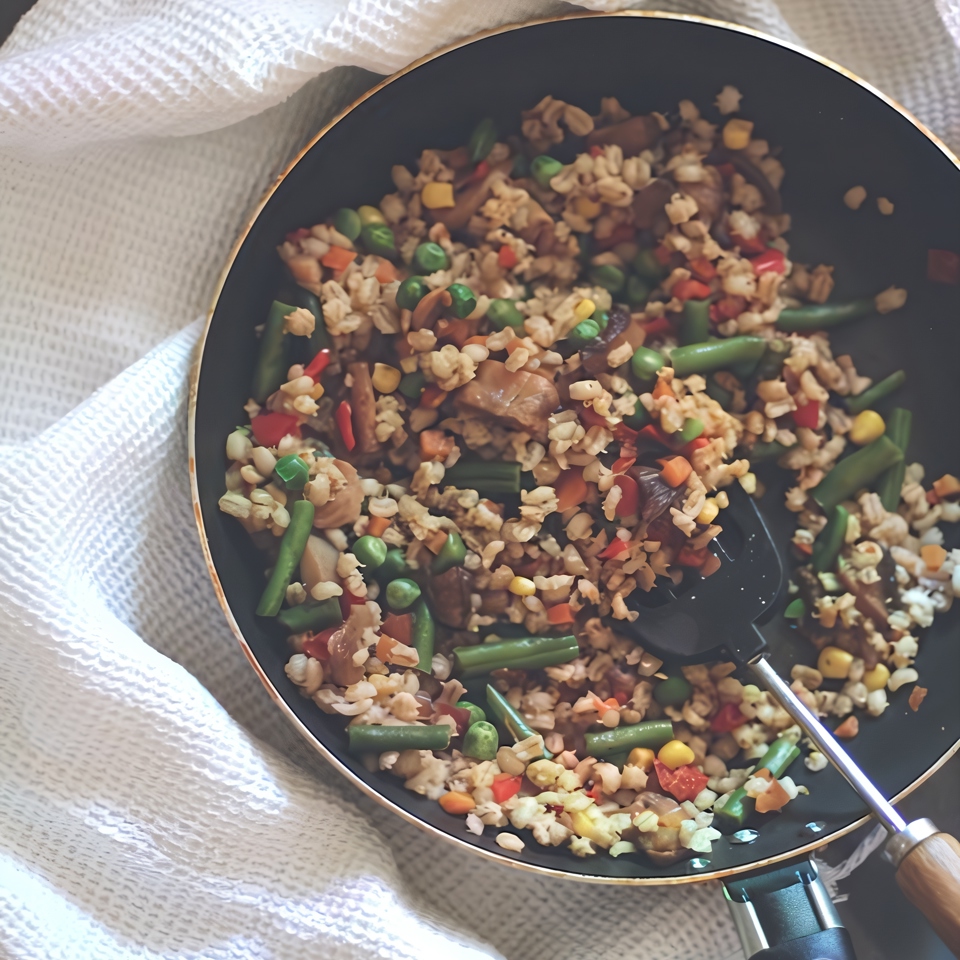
top-left (193, 13), bottom-right (960, 882)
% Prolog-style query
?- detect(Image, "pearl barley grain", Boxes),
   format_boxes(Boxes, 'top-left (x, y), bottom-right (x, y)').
top-left (843, 185), bottom-right (867, 210)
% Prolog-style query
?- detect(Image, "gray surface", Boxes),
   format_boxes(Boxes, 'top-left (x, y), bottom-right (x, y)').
top-left (0, 4), bottom-right (954, 958)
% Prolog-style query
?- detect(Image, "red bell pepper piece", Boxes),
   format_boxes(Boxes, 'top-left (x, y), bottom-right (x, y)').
top-left (641, 315), bottom-right (675, 338)
top-left (470, 159), bottom-right (490, 182)
top-left (589, 145), bottom-right (605, 158)
top-left (654, 759), bottom-right (709, 803)
top-left (498, 244), bottom-right (518, 269)
top-left (613, 690), bottom-right (629, 706)
top-left (613, 422), bottom-right (639, 443)
top-left (303, 347), bottom-right (331, 380)
top-left (338, 588), bottom-right (367, 620)
top-left (710, 295), bottom-right (747, 323)
top-left (688, 257), bottom-right (717, 282)
top-left (285, 227), bottom-right (311, 243)
top-left (927, 249), bottom-right (960, 285)
top-left (579, 402), bottom-right (610, 431)
top-left (336, 400), bottom-right (356, 451)
top-left (750, 248), bottom-right (786, 276)
top-left (679, 436), bottom-right (710, 458)
top-left (380, 613), bottom-right (413, 646)
top-left (791, 399), bottom-right (819, 429)
top-left (671, 279), bottom-right (712, 302)
top-left (613, 475), bottom-right (639, 518)
top-left (250, 412), bottom-right (301, 447)
top-left (653, 244), bottom-right (674, 266)
top-left (436, 701), bottom-right (473, 737)
top-left (598, 537), bottom-right (631, 560)
top-left (611, 456), bottom-right (636, 474)
top-left (492, 774), bottom-right (522, 803)
top-left (710, 702), bottom-right (748, 733)
top-left (676, 544), bottom-right (709, 568)
top-left (637, 423), bottom-right (673, 448)
top-left (715, 162), bottom-right (736, 180)
top-left (302, 625), bottom-right (339, 661)
top-left (729, 231), bottom-right (767, 255)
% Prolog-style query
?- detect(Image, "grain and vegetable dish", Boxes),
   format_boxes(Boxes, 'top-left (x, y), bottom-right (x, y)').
top-left (218, 88), bottom-right (959, 864)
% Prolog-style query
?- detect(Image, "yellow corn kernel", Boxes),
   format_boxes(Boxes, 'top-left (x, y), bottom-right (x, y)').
top-left (863, 663), bottom-right (891, 692)
top-left (399, 354), bottom-right (420, 374)
top-left (421, 182), bottom-right (455, 209)
top-left (372, 362), bottom-right (402, 394)
top-left (309, 381), bottom-right (325, 400)
top-left (715, 490), bottom-right (729, 509)
top-left (627, 747), bottom-right (656, 771)
top-left (571, 809), bottom-right (609, 845)
top-left (574, 298), bottom-right (596, 322)
top-left (739, 472), bottom-right (757, 495)
top-left (357, 205), bottom-right (385, 225)
top-left (817, 645), bottom-right (854, 680)
top-left (722, 118), bottom-right (754, 151)
top-left (508, 576), bottom-right (536, 597)
top-left (697, 498), bottom-right (720, 525)
top-left (574, 195), bottom-right (603, 220)
top-left (849, 409), bottom-right (885, 446)
top-left (657, 739), bottom-right (696, 770)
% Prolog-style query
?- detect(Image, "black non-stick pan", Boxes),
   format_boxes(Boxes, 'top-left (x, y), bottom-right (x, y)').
top-left (189, 12), bottom-right (960, 958)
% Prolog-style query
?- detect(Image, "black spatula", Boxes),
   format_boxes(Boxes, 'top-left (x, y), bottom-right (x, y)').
top-left (626, 485), bottom-right (960, 959)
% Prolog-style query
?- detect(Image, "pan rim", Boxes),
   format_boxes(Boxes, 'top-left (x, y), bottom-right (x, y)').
top-left (187, 8), bottom-right (960, 886)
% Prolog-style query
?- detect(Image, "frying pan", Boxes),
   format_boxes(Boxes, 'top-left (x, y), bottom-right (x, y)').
top-left (188, 11), bottom-right (960, 958)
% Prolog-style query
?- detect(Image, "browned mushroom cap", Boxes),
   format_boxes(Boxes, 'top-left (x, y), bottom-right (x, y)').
top-left (516, 198), bottom-right (556, 255)
top-left (428, 565), bottom-right (474, 629)
top-left (430, 160), bottom-right (512, 232)
top-left (586, 114), bottom-right (661, 156)
top-left (579, 304), bottom-right (635, 377)
top-left (453, 359), bottom-right (559, 443)
top-left (327, 603), bottom-right (379, 686)
top-left (348, 362), bottom-right (380, 455)
top-left (677, 166), bottom-right (725, 226)
top-left (707, 147), bottom-right (782, 215)
top-left (312, 459), bottom-right (363, 529)
top-left (411, 287), bottom-right (453, 331)
top-left (631, 178), bottom-right (675, 230)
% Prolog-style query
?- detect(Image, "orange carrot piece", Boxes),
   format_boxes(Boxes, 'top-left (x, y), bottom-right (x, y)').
top-left (700, 553), bottom-right (722, 578)
top-left (546, 602), bottom-right (575, 624)
top-left (321, 246), bottom-right (357, 271)
top-left (439, 791), bottom-right (476, 815)
top-left (463, 335), bottom-right (489, 346)
top-left (374, 258), bottom-right (398, 284)
top-left (555, 468), bottom-right (589, 511)
top-left (366, 516), bottom-right (391, 538)
top-left (933, 474), bottom-right (960, 499)
top-left (652, 378), bottom-right (675, 400)
top-left (658, 455), bottom-right (693, 488)
top-left (425, 530), bottom-right (449, 554)
top-left (420, 429), bottom-right (454, 462)
top-left (920, 543), bottom-right (947, 572)
top-left (755, 778), bottom-right (791, 814)
top-left (419, 384), bottom-right (448, 409)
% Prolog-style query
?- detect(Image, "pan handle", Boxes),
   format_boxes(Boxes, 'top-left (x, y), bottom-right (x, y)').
top-left (723, 856), bottom-right (857, 959)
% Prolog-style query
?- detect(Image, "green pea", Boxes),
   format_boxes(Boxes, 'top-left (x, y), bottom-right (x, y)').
top-left (633, 248), bottom-right (665, 283)
top-left (487, 299), bottom-right (525, 330)
top-left (386, 578), bottom-right (421, 610)
top-left (274, 454), bottom-right (309, 491)
top-left (530, 155), bottom-right (563, 189)
top-left (457, 701), bottom-right (487, 726)
top-left (334, 208), bottom-right (362, 241)
top-left (374, 548), bottom-right (411, 584)
top-left (678, 418), bottom-right (704, 443)
top-left (414, 242), bottom-right (449, 274)
top-left (398, 370), bottom-right (425, 399)
top-left (353, 535), bottom-right (387, 570)
top-left (468, 118), bottom-right (498, 163)
top-left (589, 264), bottom-right (626, 294)
top-left (591, 309), bottom-right (609, 332)
top-left (361, 223), bottom-right (395, 258)
top-left (653, 675), bottom-right (693, 708)
top-left (623, 399), bottom-right (651, 430)
top-left (626, 275), bottom-right (651, 306)
top-left (396, 276), bottom-right (429, 311)
top-left (357, 205), bottom-right (385, 225)
top-left (462, 720), bottom-right (499, 761)
top-left (432, 531), bottom-right (467, 575)
top-left (447, 283), bottom-right (477, 319)
top-left (568, 319), bottom-right (600, 348)
top-left (784, 598), bottom-right (806, 619)
top-left (631, 345), bottom-right (665, 383)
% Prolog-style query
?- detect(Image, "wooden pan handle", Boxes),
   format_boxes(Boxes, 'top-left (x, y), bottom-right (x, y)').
top-left (896, 831), bottom-right (960, 957)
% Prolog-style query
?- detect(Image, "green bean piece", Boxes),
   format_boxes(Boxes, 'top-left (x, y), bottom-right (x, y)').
top-left (583, 719), bottom-right (675, 759)
top-left (398, 370), bottom-right (426, 400)
top-left (353, 535), bottom-right (387, 570)
top-left (447, 283), bottom-right (477, 319)
top-left (276, 597), bottom-right (342, 633)
top-left (411, 598), bottom-right (435, 673)
top-left (749, 440), bottom-right (790, 462)
top-left (334, 208), bottom-right (362, 241)
top-left (705, 374), bottom-right (733, 410)
top-left (457, 701), bottom-right (487, 726)
top-left (877, 407), bottom-right (912, 511)
top-left (631, 345), bottom-right (665, 384)
top-left (413, 242), bottom-right (449, 274)
top-left (486, 684), bottom-right (553, 759)
top-left (776, 298), bottom-right (874, 332)
top-left (511, 153), bottom-right (529, 178)
top-left (783, 598), bottom-right (806, 620)
top-left (396, 276), bottom-right (429, 311)
top-left (591, 309), bottom-right (609, 332)
top-left (360, 222), bottom-right (395, 258)
top-left (443, 460), bottom-right (521, 494)
top-left (633, 248), bottom-right (666, 283)
top-left (846, 370), bottom-right (906, 415)
top-left (678, 418), bottom-right (704, 443)
top-left (274, 454), bottom-right (309, 491)
top-left (386, 578), bottom-right (421, 610)
top-left (432, 532), bottom-right (467, 575)
top-left (530, 155), bottom-right (563, 189)
top-left (348, 723), bottom-right (450, 755)
top-left (753, 339), bottom-right (790, 383)
top-left (454, 635), bottom-right (579, 678)
top-left (462, 721), bottom-right (499, 760)
top-left (626, 275), bottom-right (651, 307)
top-left (679, 299), bottom-right (711, 346)
top-left (653, 675), bottom-right (692, 708)
top-left (357, 205), bottom-right (385, 225)
top-left (623, 399), bottom-right (651, 430)
top-left (714, 737), bottom-right (800, 831)
top-left (252, 300), bottom-right (297, 403)
top-left (812, 505), bottom-right (849, 574)
top-left (569, 319), bottom-right (600, 348)
top-left (670, 336), bottom-right (766, 378)
top-left (468, 117), bottom-right (498, 163)
top-left (486, 299), bottom-right (525, 330)
top-left (374, 548), bottom-right (412, 584)
top-left (281, 285), bottom-right (329, 354)
top-left (810, 435), bottom-right (903, 512)
top-left (256, 499), bottom-right (315, 617)
top-left (589, 264), bottom-right (626, 294)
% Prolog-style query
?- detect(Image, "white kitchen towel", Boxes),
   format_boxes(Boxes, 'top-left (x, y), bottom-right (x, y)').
top-left (1, 2), bottom-right (958, 959)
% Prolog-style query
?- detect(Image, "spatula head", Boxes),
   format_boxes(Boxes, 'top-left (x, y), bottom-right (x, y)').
top-left (625, 485), bottom-right (784, 665)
